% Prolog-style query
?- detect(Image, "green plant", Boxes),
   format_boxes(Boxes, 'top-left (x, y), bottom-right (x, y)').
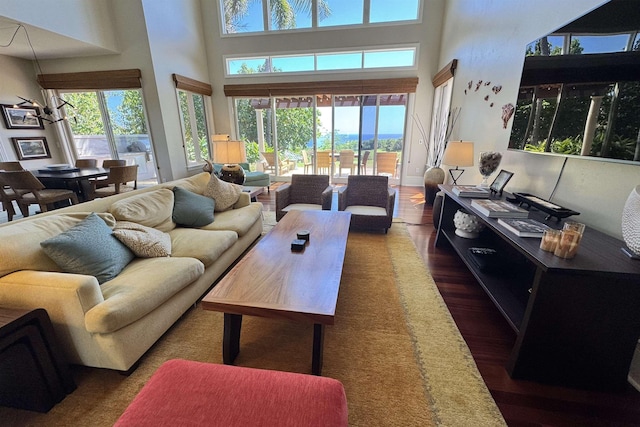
top-left (244, 140), bottom-right (260, 164)
top-left (551, 136), bottom-right (582, 155)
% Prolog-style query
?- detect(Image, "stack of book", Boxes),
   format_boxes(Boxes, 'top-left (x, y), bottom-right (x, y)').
top-left (471, 199), bottom-right (529, 218)
top-left (452, 185), bottom-right (490, 198)
top-left (497, 218), bottom-right (550, 237)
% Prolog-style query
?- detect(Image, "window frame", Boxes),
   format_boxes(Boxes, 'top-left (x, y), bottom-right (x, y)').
top-left (218, 0), bottom-right (423, 37)
top-left (176, 89), bottom-right (214, 169)
top-left (225, 44), bottom-right (419, 78)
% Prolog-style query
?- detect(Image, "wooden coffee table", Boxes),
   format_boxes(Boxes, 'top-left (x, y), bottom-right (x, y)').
top-left (201, 210), bottom-right (351, 375)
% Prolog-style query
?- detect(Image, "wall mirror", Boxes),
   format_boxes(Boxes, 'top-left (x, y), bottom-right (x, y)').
top-left (508, 0), bottom-right (640, 164)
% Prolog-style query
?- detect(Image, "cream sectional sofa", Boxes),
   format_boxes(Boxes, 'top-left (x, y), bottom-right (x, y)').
top-left (0, 172), bottom-right (263, 372)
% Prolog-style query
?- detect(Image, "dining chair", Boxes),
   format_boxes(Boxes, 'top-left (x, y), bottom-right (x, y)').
top-left (0, 161), bottom-right (24, 171)
top-left (0, 170), bottom-right (78, 217)
top-left (92, 159), bottom-right (127, 189)
top-left (275, 174), bottom-right (332, 221)
top-left (337, 150), bottom-right (356, 176)
top-left (91, 165), bottom-right (138, 198)
top-left (316, 150), bottom-right (333, 175)
top-left (360, 151), bottom-right (370, 174)
top-left (375, 152), bottom-right (398, 178)
top-left (0, 162), bottom-right (25, 220)
top-left (337, 175), bottom-right (395, 233)
top-left (75, 159), bottom-right (98, 168)
top-left (102, 159), bottom-right (127, 168)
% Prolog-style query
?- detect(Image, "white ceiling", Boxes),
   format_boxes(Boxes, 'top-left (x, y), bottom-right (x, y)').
top-left (0, 17), bottom-right (112, 60)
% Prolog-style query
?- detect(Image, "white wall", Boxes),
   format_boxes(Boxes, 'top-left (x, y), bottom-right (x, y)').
top-left (10, 0), bottom-right (209, 181)
top-left (0, 55), bottom-right (65, 167)
top-left (199, 0), bottom-right (447, 186)
top-left (440, 0), bottom-right (640, 238)
top-left (0, 0), bottom-right (119, 55)
top-left (139, 0), bottom-right (211, 180)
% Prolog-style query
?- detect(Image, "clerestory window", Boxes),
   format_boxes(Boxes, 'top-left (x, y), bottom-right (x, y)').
top-left (220, 0), bottom-right (421, 35)
top-left (226, 46), bottom-right (417, 76)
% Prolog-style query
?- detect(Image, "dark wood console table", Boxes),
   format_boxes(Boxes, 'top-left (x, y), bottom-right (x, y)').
top-left (435, 185), bottom-right (640, 390)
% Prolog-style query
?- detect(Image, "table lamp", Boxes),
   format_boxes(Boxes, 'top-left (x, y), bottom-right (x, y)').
top-left (442, 140), bottom-right (474, 185)
top-left (213, 135), bottom-right (246, 185)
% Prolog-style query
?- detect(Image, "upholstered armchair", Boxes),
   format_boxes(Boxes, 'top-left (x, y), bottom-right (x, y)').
top-left (338, 175), bottom-right (395, 233)
top-left (275, 174), bottom-right (333, 221)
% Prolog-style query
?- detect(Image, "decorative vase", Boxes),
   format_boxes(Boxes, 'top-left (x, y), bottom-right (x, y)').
top-left (424, 166), bottom-right (445, 205)
top-left (478, 152), bottom-right (502, 188)
top-left (453, 209), bottom-right (485, 239)
top-left (621, 185), bottom-right (640, 257)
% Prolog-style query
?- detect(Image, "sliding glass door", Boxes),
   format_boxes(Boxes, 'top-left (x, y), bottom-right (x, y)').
top-left (233, 92), bottom-right (408, 184)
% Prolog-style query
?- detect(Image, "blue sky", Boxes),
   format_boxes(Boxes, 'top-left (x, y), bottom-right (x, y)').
top-left (320, 104), bottom-right (406, 135)
top-left (234, 0), bottom-right (419, 32)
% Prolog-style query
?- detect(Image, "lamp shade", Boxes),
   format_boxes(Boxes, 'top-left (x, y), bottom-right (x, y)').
top-left (443, 141), bottom-right (474, 167)
top-left (213, 139), bottom-right (246, 164)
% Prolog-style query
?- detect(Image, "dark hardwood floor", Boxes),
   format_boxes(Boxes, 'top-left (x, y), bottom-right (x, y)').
top-left (257, 183), bottom-right (640, 427)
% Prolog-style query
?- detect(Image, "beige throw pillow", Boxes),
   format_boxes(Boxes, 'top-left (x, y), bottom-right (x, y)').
top-left (113, 221), bottom-right (171, 258)
top-left (109, 189), bottom-right (176, 232)
top-left (203, 174), bottom-right (242, 212)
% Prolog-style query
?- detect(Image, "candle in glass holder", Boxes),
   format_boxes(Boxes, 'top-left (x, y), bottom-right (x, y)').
top-left (540, 229), bottom-right (561, 252)
top-left (553, 222), bottom-right (586, 259)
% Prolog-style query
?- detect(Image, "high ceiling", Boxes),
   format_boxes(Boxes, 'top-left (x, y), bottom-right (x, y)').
top-left (0, 17), bottom-right (111, 60)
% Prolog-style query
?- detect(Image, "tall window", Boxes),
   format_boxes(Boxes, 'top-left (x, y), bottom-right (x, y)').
top-left (178, 90), bottom-right (211, 166)
top-left (60, 90), bottom-right (158, 184)
top-left (220, 0), bottom-right (421, 35)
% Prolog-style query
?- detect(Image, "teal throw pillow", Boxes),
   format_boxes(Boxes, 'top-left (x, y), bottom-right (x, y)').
top-left (172, 186), bottom-right (215, 227)
top-left (40, 212), bottom-right (135, 284)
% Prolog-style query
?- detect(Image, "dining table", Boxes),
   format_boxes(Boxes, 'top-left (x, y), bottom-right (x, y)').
top-left (31, 167), bottom-right (110, 202)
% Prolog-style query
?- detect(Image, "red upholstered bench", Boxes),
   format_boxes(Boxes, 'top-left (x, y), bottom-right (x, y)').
top-left (114, 359), bottom-right (348, 426)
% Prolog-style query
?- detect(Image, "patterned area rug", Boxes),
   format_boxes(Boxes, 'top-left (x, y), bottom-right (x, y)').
top-left (0, 220), bottom-right (504, 426)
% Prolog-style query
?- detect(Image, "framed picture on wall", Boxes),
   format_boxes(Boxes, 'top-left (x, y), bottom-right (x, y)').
top-left (1, 104), bottom-right (44, 129)
top-left (11, 137), bottom-right (51, 160)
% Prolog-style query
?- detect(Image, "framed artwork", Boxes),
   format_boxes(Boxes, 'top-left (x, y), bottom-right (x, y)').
top-left (1, 104), bottom-right (44, 129)
top-left (11, 137), bottom-right (51, 160)
top-left (489, 169), bottom-right (514, 195)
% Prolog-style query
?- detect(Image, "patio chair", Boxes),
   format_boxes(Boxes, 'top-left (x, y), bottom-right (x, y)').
top-left (91, 165), bottom-right (138, 198)
top-left (360, 151), bottom-right (370, 174)
top-left (338, 175), bottom-right (395, 233)
top-left (316, 150), bottom-right (333, 175)
top-left (302, 150), bottom-right (313, 174)
top-left (275, 174), bottom-right (333, 221)
top-left (375, 152), bottom-right (398, 178)
top-left (261, 152), bottom-right (294, 175)
top-left (75, 159), bottom-right (98, 168)
top-left (337, 150), bottom-right (356, 176)
top-left (0, 170), bottom-right (78, 217)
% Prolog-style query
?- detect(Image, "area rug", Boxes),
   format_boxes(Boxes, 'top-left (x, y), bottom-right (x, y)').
top-left (0, 220), bottom-right (505, 426)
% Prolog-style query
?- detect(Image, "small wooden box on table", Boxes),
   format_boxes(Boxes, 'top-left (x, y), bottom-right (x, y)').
top-left (435, 185), bottom-right (640, 390)
top-left (0, 307), bottom-right (76, 412)
top-left (202, 210), bottom-right (351, 375)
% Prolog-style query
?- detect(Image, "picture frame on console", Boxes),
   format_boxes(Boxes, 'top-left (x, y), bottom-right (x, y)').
top-left (489, 169), bottom-right (513, 196)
